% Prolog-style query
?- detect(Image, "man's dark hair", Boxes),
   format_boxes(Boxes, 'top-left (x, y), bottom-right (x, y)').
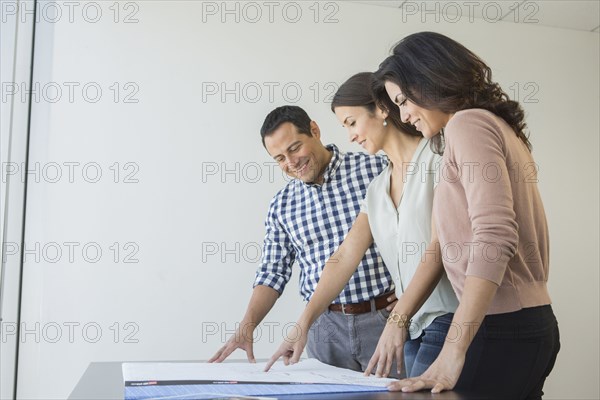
top-left (260, 106), bottom-right (312, 147)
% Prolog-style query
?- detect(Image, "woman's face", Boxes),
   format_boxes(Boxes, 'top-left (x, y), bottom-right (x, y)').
top-left (334, 105), bottom-right (387, 155)
top-left (384, 81), bottom-right (450, 139)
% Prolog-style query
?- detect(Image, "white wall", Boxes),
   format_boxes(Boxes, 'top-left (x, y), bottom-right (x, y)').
top-left (6, 1), bottom-right (598, 399)
top-left (1, 2), bottom-right (36, 398)
top-left (0, 7), bottom-right (18, 399)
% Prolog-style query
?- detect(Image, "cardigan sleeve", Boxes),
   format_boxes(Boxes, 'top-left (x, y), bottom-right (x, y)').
top-left (445, 110), bottom-right (519, 285)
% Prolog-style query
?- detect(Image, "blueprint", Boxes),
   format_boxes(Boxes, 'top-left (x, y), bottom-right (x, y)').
top-left (122, 358), bottom-right (396, 399)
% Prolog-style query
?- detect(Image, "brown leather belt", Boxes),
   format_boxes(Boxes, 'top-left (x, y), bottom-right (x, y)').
top-left (328, 292), bottom-right (393, 315)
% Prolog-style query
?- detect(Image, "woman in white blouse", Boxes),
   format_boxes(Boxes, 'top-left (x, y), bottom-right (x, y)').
top-left (265, 72), bottom-right (458, 379)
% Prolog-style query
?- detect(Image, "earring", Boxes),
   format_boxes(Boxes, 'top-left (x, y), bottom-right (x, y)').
top-left (383, 119), bottom-right (388, 127)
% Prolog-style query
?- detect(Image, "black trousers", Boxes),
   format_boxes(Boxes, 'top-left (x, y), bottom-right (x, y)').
top-left (455, 305), bottom-right (560, 399)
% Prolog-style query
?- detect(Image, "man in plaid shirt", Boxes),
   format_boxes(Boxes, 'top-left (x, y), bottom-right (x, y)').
top-left (210, 106), bottom-right (396, 372)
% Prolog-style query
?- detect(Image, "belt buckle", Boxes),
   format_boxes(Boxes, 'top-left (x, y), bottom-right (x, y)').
top-left (341, 303), bottom-right (349, 315)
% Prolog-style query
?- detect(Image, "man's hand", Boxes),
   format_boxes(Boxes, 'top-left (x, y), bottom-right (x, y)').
top-left (386, 293), bottom-right (398, 311)
top-left (264, 324), bottom-right (308, 371)
top-left (364, 318), bottom-right (408, 378)
top-left (208, 322), bottom-right (256, 363)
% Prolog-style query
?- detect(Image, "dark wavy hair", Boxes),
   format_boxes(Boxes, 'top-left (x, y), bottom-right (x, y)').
top-left (374, 31), bottom-right (531, 154)
top-left (260, 105), bottom-right (312, 147)
top-left (331, 72), bottom-right (421, 138)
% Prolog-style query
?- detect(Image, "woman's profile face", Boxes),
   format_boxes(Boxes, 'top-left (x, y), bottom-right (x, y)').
top-left (334, 105), bottom-right (387, 155)
top-left (384, 81), bottom-right (450, 139)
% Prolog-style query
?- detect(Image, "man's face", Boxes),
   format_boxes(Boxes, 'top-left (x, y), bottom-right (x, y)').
top-left (264, 121), bottom-right (328, 184)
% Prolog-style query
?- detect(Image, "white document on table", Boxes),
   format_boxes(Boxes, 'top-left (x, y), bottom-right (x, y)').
top-left (122, 358), bottom-right (396, 387)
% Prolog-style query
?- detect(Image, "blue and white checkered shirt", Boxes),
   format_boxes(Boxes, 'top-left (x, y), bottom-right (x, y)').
top-left (254, 144), bottom-right (394, 304)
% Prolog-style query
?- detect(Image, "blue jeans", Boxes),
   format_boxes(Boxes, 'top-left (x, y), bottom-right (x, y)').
top-left (403, 313), bottom-right (454, 378)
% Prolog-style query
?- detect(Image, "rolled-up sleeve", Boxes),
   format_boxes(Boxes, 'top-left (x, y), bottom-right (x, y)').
top-left (253, 198), bottom-right (295, 294)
